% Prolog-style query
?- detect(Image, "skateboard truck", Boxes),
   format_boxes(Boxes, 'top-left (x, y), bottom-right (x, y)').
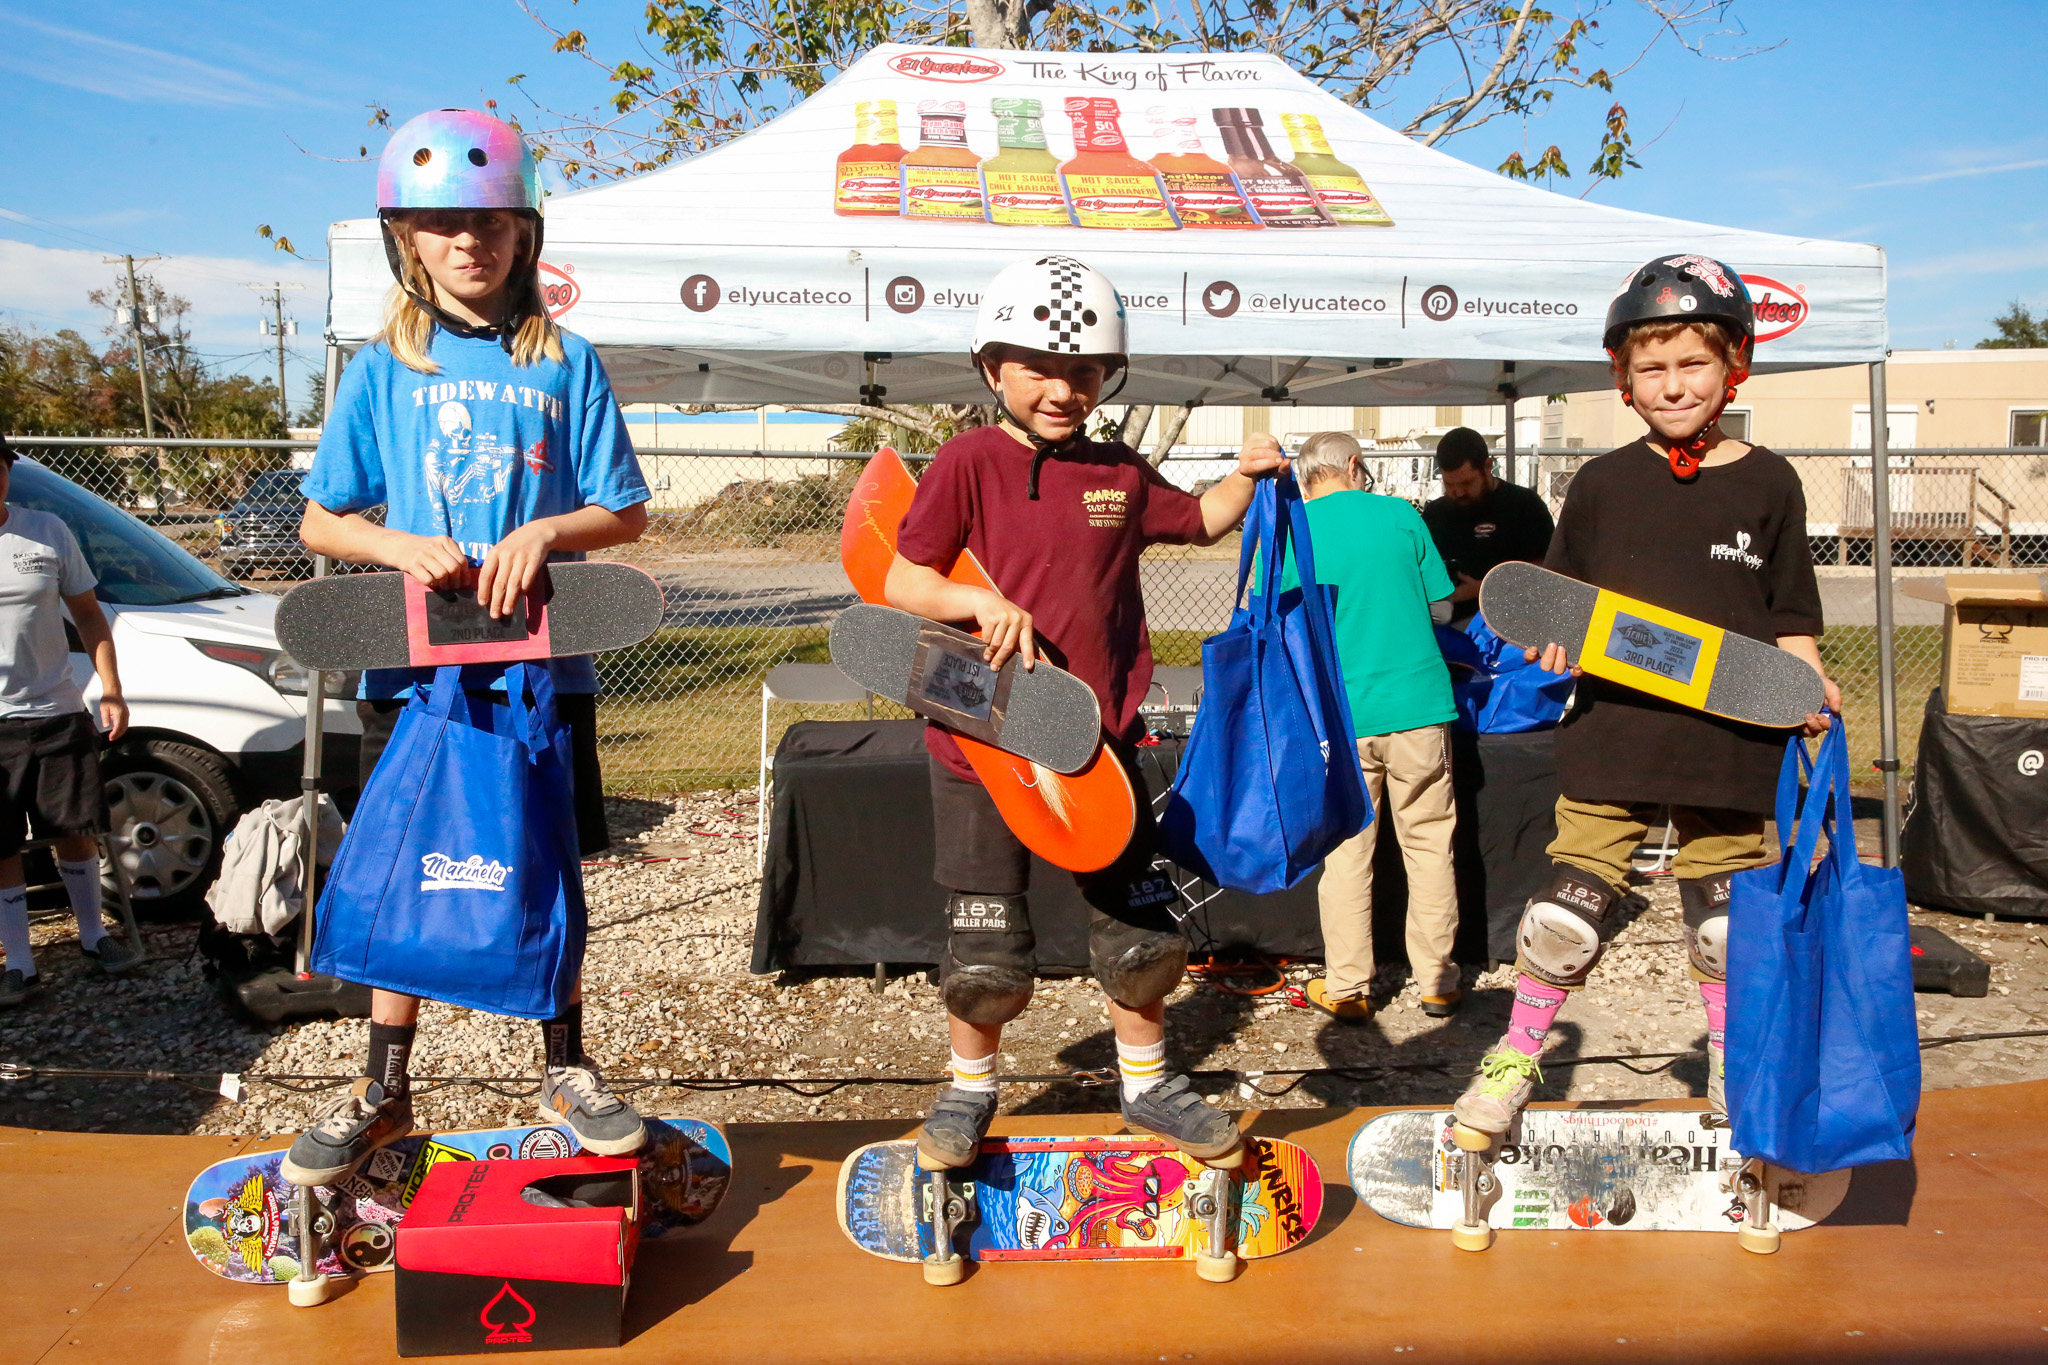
top-left (918, 1165), bottom-right (978, 1286)
top-left (1733, 1158), bottom-right (1782, 1255)
top-left (1450, 1124), bottom-right (1499, 1253)
top-left (288, 1184), bottom-right (334, 1306)
top-left (1190, 1166), bottom-right (1242, 1282)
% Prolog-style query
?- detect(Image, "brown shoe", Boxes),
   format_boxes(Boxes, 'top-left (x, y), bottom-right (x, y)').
top-left (1305, 978), bottom-right (1374, 1023)
top-left (1421, 988), bottom-right (1465, 1019)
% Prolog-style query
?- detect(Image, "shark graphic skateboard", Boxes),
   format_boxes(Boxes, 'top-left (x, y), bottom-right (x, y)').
top-left (1478, 561), bottom-right (1823, 728)
top-left (185, 1117), bottom-right (730, 1304)
top-left (838, 1135), bottom-right (1322, 1285)
top-left (839, 448), bottom-right (1136, 871)
top-left (276, 561), bottom-right (664, 671)
top-left (829, 603), bottom-right (1103, 774)
top-left (1348, 1107), bottom-right (1849, 1255)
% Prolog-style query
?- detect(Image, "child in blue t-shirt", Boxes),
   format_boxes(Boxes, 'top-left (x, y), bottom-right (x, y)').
top-left (286, 109), bottom-right (651, 1186)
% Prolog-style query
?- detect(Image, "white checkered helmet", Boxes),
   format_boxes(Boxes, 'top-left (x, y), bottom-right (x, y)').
top-left (971, 255), bottom-right (1128, 370)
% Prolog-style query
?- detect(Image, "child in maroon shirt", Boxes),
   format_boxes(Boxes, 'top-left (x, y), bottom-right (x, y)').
top-left (886, 255), bottom-right (1285, 1169)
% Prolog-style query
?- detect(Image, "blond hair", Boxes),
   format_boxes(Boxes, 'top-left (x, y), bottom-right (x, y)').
top-left (1609, 318), bottom-right (1747, 376)
top-left (1295, 431), bottom-right (1364, 490)
top-left (377, 214), bottom-right (565, 374)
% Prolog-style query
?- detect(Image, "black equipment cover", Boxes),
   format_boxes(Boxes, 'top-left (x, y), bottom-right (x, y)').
top-left (1901, 690), bottom-right (2048, 921)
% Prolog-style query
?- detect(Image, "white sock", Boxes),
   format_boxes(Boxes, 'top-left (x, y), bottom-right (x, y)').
top-left (0, 885), bottom-right (34, 979)
top-left (58, 859), bottom-right (106, 951)
top-left (1117, 1038), bottom-right (1167, 1103)
top-left (949, 1050), bottom-right (998, 1096)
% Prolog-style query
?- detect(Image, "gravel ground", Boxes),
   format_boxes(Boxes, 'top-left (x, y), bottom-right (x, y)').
top-left (2, 791), bottom-right (2046, 1140)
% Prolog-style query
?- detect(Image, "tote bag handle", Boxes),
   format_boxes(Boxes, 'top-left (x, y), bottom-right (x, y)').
top-left (1770, 722), bottom-right (1841, 919)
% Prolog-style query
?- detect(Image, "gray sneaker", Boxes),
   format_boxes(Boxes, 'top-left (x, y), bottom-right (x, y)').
top-left (1121, 1073), bottom-right (1241, 1162)
top-left (0, 968), bottom-right (39, 1008)
top-left (82, 937), bottom-right (144, 976)
top-left (1452, 1036), bottom-right (1543, 1135)
top-left (538, 1064), bottom-right (647, 1156)
top-left (282, 1077), bottom-right (414, 1186)
top-left (916, 1086), bottom-right (998, 1169)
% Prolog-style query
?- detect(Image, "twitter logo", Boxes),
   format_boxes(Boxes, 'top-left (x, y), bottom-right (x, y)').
top-left (1202, 280), bottom-right (1241, 318)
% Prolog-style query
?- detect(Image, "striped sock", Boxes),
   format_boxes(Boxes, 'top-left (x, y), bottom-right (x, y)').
top-left (1117, 1038), bottom-right (1167, 1102)
top-left (58, 860), bottom-right (106, 951)
top-left (950, 1050), bottom-right (998, 1096)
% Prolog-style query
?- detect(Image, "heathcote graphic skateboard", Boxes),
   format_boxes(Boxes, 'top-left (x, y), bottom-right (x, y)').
top-left (839, 448), bottom-right (1136, 871)
top-left (1479, 561), bottom-right (1823, 728)
top-left (185, 1117), bottom-right (730, 1303)
top-left (276, 561), bottom-right (664, 671)
top-left (838, 1135), bottom-right (1322, 1285)
top-left (1348, 1108), bottom-right (1848, 1254)
top-left (830, 603), bottom-right (1103, 774)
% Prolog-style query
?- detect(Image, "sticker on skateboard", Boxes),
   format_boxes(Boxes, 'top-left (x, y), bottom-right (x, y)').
top-left (829, 603), bottom-right (1103, 775)
top-left (839, 449), bottom-right (1136, 871)
top-left (1348, 1108), bottom-right (1849, 1237)
top-left (184, 1117), bottom-right (730, 1287)
top-left (837, 1135), bottom-right (1322, 1284)
top-left (275, 561), bottom-right (664, 671)
top-left (1478, 561), bottom-right (1823, 728)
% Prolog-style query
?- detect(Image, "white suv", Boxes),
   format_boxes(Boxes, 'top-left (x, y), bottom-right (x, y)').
top-left (12, 458), bottom-right (361, 916)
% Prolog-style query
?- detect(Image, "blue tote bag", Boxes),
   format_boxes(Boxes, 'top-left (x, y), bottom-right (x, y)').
top-left (1438, 611), bottom-right (1573, 734)
top-left (1161, 474), bottom-right (1371, 893)
top-left (313, 662), bottom-right (586, 1019)
top-left (1727, 721), bottom-right (1919, 1171)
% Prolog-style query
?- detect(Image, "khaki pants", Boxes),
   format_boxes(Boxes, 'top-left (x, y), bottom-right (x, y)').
top-left (1317, 724), bottom-right (1459, 999)
top-left (1547, 797), bottom-right (1768, 891)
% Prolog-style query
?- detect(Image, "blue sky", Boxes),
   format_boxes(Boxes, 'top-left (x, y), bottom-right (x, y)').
top-left (2, 0), bottom-right (2042, 413)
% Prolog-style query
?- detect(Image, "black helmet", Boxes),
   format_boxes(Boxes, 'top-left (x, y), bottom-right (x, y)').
top-left (1603, 254), bottom-right (1755, 353)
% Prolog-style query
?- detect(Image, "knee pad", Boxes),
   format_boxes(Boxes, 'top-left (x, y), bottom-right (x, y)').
top-left (1516, 862), bottom-right (1620, 989)
top-left (1088, 917), bottom-right (1188, 1009)
top-left (1679, 873), bottom-right (1733, 982)
top-left (940, 892), bottom-right (1035, 1025)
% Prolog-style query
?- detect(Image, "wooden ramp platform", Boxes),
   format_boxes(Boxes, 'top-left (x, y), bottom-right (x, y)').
top-left (11, 1082), bottom-right (2048, 1364)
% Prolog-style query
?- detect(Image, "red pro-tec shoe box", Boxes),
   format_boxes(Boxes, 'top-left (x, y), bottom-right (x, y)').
top-left (395, 1156), bottom-right (640, 1357)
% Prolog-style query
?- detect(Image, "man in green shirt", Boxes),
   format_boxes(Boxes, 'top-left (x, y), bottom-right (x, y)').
top-left (1279, 432), bottom-right (1462, 1022)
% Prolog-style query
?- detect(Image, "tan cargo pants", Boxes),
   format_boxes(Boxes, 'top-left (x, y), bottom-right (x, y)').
top-left (1317, 724), bottom-right (1460, 1000)
top-left (1547, 797), bottom-right (1768, 891)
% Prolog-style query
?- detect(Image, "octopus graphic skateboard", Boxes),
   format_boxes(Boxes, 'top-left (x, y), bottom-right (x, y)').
top-left (275, 561), bottom-right (664, 671)
top-left (185, 1117), bottom-right (731, 1303)
top-left (839, 448), bottom-right (1136, 871)
top-left (1478, 561), bottom-right (1823, 728)
top-left (838, 1135), bottom-right (1322, 1285)
top-left (1348, 1107), bottom-right (1849, 1254)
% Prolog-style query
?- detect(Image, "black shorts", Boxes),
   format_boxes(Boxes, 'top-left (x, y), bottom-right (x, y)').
top-left (358, 690), bottom-right (609, 857)
top-left (0, 713), bottom-right (107, 858)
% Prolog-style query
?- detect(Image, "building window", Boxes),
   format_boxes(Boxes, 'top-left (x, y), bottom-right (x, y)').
top-left (2014, 411), bottom-right (2048, 447)
top-left (1721, 408), bottom-right (1752, 442)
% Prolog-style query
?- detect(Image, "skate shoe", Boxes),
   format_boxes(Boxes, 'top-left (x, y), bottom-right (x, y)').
top-left (0, 968), bottom-right (39, 1008)
top-left (1451, 1039), bottom-right (1543, 1136)
top-left (539, 1063), bottom-right (647, 1155)
top-left (82, 937), bottom-right (143, 976)
top-left (1305, 978), bottom-right (1373, 1023)
top-left (916, 1085), bottom-right (998, 1169)
top-left (282, 1077), bottom-right (414, 1185)
top-left (1121, 1072), bottom-right (1241, 1163)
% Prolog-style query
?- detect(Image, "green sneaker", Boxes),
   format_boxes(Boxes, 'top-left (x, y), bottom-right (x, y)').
top-left (1452, 1038), bottom-right (1543, 1135)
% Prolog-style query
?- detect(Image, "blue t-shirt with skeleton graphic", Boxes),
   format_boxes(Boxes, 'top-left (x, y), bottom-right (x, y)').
top-left (303, 326), bottom-right (649, 696)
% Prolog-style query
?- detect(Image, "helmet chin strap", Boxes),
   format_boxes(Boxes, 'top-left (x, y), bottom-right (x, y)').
top-left (379, 213), bottom-right (541, 354)
top-left (1613, 352), bottom-right (1750, 478)
top-left (976, 353), bottom-right (1129, 501)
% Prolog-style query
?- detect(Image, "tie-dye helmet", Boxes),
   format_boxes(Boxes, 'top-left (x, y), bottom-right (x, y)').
top-left (377, 108), bottom-right (541, 214)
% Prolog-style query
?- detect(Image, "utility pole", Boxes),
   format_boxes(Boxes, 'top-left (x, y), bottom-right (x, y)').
top-left (104, 254), bottom-right (162, 436)
top-left (246, 281), bottom-right (305, 424)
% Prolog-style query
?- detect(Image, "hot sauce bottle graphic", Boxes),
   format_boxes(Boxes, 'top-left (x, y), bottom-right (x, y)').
top-left (902, 99), bottom-right (985, 222)
top-left (981, 98), bottom-right (1071, 227)
top-left (1280, 112), bottom-right (1393, 226)
top-left (833, 100), bottom-right (906, 216)
top-left (1213, 108), bottom-right (1332, 228)
top-left (1145, 111), bottom-right (1257, 230)
top-left (1059, 97), bottom-right (1179, 231)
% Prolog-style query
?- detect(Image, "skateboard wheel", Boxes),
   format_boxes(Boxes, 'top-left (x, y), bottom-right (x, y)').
top-left (287, 1272), bottom-right (331, 1307)
top-left (1195, 1252), bottom-right (1241, 1284)
top-left (1451, 1221), bottom-right (1495, 1253)
top-left (1737, 1224), bottom-right (1781, 1256)
top-left (1199, 1144), bottom-right (1248, 1172)
top-left (1451, 1124), bottom-right (1494, 1153)
top-left (922, 1256), bottom-right (966, 1286)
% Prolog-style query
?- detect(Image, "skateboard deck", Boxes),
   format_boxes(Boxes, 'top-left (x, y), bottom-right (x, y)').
top-left (837, 1136), bottom-right (1321, 1269)
top-left (830, 603), bottom-right (1103, 775)
top-left (1348, 1107), bottom-right (1849, 1234)
top-left (1478, 561), bottom-right (1823, 728)
top-left (839, 448), bottom-right (1136, 872)
top-left (185, 1117), bottom-right (730, 1287)
top-left (275, 561), bottom-right (664, 671)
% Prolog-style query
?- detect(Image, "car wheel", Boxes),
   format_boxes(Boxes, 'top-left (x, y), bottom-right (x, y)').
top-left (101, 739), bottom-right (240, 919)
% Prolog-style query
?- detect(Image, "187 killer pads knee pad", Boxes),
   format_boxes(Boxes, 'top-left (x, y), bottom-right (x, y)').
top-left (939, 892), bottom-right (1034, 1025)
top-left (1679, 872), bottom-right (1733, 982)
top-left (1086, 871), bottom-right (1187, 1009)
top-left (1516, 862), bottom-right (1620, 989)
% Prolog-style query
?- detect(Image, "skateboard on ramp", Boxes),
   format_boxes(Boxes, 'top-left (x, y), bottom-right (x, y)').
top-left (1348, 1107), bottom-right (1849, 1255)
top-left (185, 1117), bottom-right (731, 1304)
top-left (837, 1135), bottom-right (1322, 1286)
top-left (839, 448), bottom-right (1136, 872)
top-left (1478, 561), bottom-right (1823, 728)
top-left (275, 561), bottom-right (664, 671)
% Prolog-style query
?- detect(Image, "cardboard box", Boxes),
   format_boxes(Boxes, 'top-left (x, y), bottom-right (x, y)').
top-left (395, 1156), bottom-right (639, 1357)
top-left (1900, 572), bottom-right (2048, 719)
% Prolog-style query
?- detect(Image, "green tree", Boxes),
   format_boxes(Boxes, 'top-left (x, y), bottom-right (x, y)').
top-left (1978, 302), bottom-right (2048, 350)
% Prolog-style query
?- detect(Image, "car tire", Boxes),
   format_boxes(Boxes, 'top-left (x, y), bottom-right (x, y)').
top-left (101, 739), bottom-right (240, 920)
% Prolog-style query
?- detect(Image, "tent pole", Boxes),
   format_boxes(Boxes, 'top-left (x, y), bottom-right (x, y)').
top-left (294, 343), bottom-right (342, 976)
top-left (1868, 359), bottom-right (1900, 867)
top-left (1500, 372), bottom-right (1518, 486)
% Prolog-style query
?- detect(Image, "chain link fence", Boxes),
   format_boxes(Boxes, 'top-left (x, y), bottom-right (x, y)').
top-left (13, 434), bottom-right (2047, 794)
